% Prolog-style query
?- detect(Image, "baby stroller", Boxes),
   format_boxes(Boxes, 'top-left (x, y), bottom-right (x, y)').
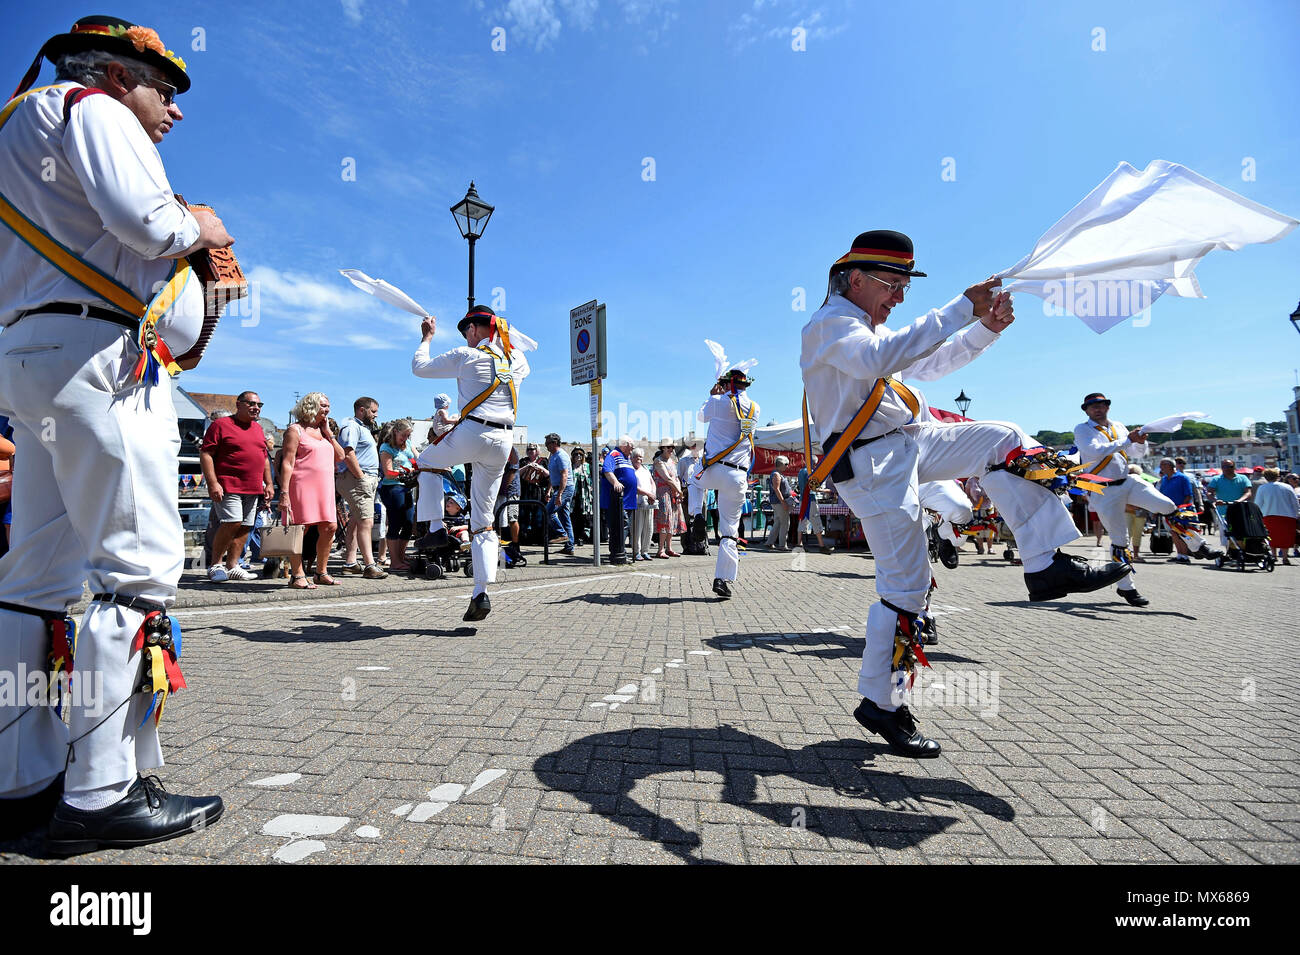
top-left (1214, 501), bottom-right (1274, 572)
top-left (407, 470), bottom-right (472, 579)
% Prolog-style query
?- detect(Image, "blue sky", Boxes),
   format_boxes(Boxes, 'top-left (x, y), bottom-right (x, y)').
top-left (6, 0), bottom-right (1299, 440)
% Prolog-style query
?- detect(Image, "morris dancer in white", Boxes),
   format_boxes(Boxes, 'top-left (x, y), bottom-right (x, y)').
top-left (1072, 393), bottom-right (1221, 606)
top-left (694, 346), bottom-right (759, 599)
top-left (411, 305), bottom-right (530, 621)
top-left (801, 231), bottom-right (1127, 759)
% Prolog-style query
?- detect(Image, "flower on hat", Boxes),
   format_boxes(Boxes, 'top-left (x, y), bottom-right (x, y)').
top-left (120, 25), bottom-right (166, 56)
top-left (164, 50), bottom-right (188, 71)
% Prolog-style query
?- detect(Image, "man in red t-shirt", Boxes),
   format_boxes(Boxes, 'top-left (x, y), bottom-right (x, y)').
top-left (200, 392), bottom-right (274, 582)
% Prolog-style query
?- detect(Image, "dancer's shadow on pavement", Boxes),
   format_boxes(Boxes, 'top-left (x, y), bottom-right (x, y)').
top-left (986, 600), bottom-right (1197, 622)
top-left (534, 726), bottom-right (1013, 864)
top-left (211, 614), bottom-right (477, 643)
top-left (703, 631), bottom-right (982, 665)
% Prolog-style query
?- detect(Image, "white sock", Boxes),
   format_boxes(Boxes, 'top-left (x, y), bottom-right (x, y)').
top-left (64, 778), bottom-right (133, 811)
top-left (1022, 551), bottom-right (1055, 574)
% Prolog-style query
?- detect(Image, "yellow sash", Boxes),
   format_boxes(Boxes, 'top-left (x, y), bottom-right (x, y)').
top-left (802, 377), bottom-right (919, 491)
top-left (701, 394), bottom-right (756, 469)
top-left (1088, 422), bottom-right (1128, 477)
top-left (0, 85), bottom-right (189, 380)
top-left (431, 324), bottom-right (519, 446)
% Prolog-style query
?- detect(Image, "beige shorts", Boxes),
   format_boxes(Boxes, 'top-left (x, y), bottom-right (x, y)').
top-left (336, 472), bottom-right (379, 520)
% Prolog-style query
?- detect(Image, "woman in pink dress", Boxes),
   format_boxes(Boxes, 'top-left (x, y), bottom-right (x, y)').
top-left (278, 392), bottom-right (347, 588)
top-left (652, 440), bottom-right (682, 557)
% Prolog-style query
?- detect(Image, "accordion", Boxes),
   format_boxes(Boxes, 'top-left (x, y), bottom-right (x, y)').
top-left (172, 195), bottom-right (247, 370)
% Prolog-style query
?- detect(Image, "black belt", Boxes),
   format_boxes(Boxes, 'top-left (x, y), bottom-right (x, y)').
top-left (91, 593), bottom-right (167, 615)
top-left (0, 601), bottom-right (63, 621)
top-left (1105, 478), bottom-right (1126, 487)
top-left (466, 415), bottom-right (512, 430)
top-left (711, 460), bottom-right (748, 472)
top-left (14, 302), bottom-right (138, 331)
top-left (824, 427), bottom-right (902, 452)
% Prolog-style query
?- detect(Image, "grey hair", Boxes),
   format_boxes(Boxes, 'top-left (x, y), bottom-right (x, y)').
top-left (1159, 458), bottom-right (1176, 469)
top-left (828, 268), bottom-right (859, 298)
top-left (54, 50), bottom-right (163, 88)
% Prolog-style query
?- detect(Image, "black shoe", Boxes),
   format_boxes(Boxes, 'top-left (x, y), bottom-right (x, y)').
top-left (47, 775), bottom-right (223, 856)
top-left (463, 592), bottom-right (491, 622)
top-left (1119, 588), bottom-right (1150, 607)
top-left (921, 616), bottom-right (939, 645)
top-left (819, 545), bottom-right (835, 554)
top-left (610, 556), bottom-right (630, 566)
top-left (559, 546), bottom-right (575, 556)
top-left (853, 699), bottom-right (941, 758)
top-left (1024, 550), bottom-right (1130, 602)
top-left (712, 578), bottom-right (732, 599)
top-left (937, 538), bottom-right (959, 569)
top-left (1192, 544), bottom-right (1224, 561)
top-left (0, 772), bottom-right (64, 840)
top-left (414, 528), bottom-right (449, 553)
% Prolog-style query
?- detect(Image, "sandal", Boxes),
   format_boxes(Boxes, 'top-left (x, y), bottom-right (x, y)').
top-left (288, 575), bottom-right (317, 590)
top-left (313, 573), bottom-right (340, 586)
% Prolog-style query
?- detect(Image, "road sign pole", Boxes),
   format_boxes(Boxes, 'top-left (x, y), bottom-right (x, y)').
top-left (590, 379), bottom-right (601, 567)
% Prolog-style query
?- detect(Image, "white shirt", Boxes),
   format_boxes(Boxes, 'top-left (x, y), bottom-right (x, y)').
top-left (411, 337), bottom-right (530, 423)
top-left (1072, 419), bottom-right (1145, 480)
top-left (1255, 481), bottom-right (1299, 519)
top-left (676, 449), bottom-right (696, 484)
top-left (699, 392), bottom-right (760, 469)
top-left (800, 293), bottom-right (997, 445)
top-left (0, 84), bottom-right (203, 350)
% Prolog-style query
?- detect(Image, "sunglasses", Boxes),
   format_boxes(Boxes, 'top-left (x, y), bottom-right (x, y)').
top-left (241, 400), bottom-right (263, 407)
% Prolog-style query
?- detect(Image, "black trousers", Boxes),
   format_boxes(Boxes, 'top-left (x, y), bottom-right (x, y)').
top-left (605, 504), bottom-right (626, 560)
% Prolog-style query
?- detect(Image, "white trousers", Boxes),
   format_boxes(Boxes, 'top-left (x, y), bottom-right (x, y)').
top-left (1088, 479), bottom-right (1206, 590)
top-left (919, 479), bottom-right (973, 545)
top-left (416, 420), bottom-right (511, 597)
top-left (837, 421), bottom-right (1079, 710)
top-left (698, 465), bottom-right (747, 582)
top-left (686, 468), bottom-right (704, 517)
top-left (0, 314), bottom-right (181, 796)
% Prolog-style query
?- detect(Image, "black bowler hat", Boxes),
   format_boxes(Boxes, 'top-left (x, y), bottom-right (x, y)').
top-left (830, 230), bottom-right (927, 278)
top-left (1081, 392), bottom-right (1111, 410)
top-left (457, 304), bottom-right (497, 335)
top-left (14, 15), bottom-right (192, 99)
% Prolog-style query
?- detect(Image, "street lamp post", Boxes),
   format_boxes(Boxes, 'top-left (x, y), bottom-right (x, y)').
top-left (954, 389), bottom-right (972, 417)
top-left (450, 181), bottom-right (495, 310)
top-left (1290, 301), bottom-right (1300, 337)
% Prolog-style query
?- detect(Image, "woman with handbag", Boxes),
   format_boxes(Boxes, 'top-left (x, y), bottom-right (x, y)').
top-left (278, 393), bottom-right (347, 589)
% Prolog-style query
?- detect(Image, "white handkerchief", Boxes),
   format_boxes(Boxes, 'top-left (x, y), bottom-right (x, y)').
top-left (1134, 412), bottom-right (1209, 434)
top-left (339, 269), bottom-right (430, 317)
top-left (996, 161), bottom-right (1297, 333)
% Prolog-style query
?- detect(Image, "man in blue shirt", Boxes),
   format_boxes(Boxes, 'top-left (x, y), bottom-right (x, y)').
top-left (1207, 458), bottom-right (1253, 546)
top-left (545, 432), bottom-right (574, 555)
top-left (1157, 458), bottom-right (1197, 563)
top-left (336, 396), bottom-right (386, 579)
top-left (601, 437), bottom-right (637, 565)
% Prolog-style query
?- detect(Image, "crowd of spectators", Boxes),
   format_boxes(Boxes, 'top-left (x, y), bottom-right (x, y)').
top-left (176, 397), bottom-right (1300, 585)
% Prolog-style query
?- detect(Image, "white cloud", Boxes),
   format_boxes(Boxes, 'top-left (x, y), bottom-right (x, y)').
top-left (504, 0), bottom-right (564, 49)
top-left (341, 0), bottom-right (365, 24)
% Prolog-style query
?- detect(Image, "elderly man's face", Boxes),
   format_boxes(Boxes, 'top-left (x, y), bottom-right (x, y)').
top-left (844, 269), bottom-right (909, 328)
top-left (110, 62), bottom-right (182, 144)
top-left (1159, 461), bottom-right (1174, 477)
top-left (1086, 402), bottom-right (1110, 423)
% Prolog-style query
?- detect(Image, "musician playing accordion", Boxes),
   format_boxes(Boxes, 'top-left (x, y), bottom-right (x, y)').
top-left (0, 16), bottom-right (231, 850)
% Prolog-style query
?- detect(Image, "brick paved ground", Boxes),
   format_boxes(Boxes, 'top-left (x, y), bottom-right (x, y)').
top-left (2, 540), bottom-right (1296, 865)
